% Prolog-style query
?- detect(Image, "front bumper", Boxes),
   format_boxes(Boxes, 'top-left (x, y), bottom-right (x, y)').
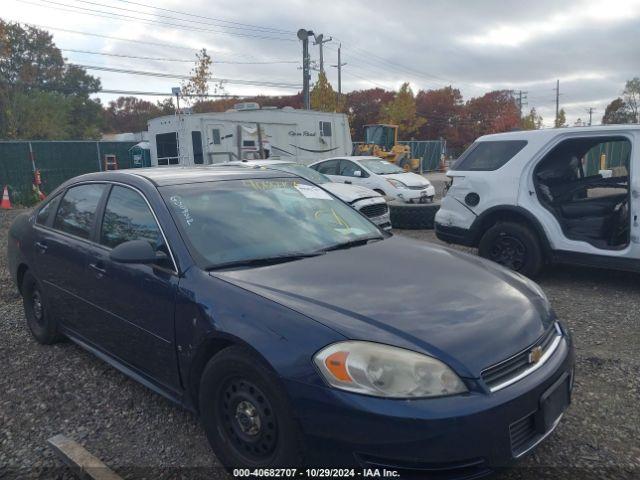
top-left (394, 185), bottom-right (436, 203)
top-left (286, 334), bottom-right (574, 472)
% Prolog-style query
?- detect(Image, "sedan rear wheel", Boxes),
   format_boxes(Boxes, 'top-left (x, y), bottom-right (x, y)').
top-left (478, 221), bottom-right (544, 277)
top-left (22, 271), bottom-right (63, 344)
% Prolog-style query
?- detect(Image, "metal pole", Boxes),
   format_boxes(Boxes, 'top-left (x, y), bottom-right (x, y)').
top-left (96, 142), bottom-right (102, 171)
top-left (256, 122), bottom-right (265, 159)
top-left (337, 44), bottom-right (342, 98)
top-left (555, 80), bottom-right (560, 127)
top-left (302, 35), bottom-right (310, 110)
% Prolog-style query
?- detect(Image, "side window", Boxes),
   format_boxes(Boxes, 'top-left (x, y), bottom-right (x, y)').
top-left (100, 186), bottom-right (162, 250)
top-left (452, 140), bottom-right (527, 171)
top-left (211, 129), bottom-right (221, 145)
top-left (53, 184), bottom-right (106, 239)
top-left (319, 121), bottom-right (332, 137)
top-left (314, 159), bottom-right (339, 175)
top-left (156, 132), bottom-right (179, 166)
top-left (36, 194), bottom-right (59, 226)
top-left (192, 131), bottom-right (204, 165)
top-left (339, 160), bottom-right (366, 177)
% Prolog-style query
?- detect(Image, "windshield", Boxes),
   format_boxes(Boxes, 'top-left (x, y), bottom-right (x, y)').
top-left (359, 158), bottom-right (404, 175)
top-left (267, 163), bottom-right (331, 184)
top-left (161, 178), bottom-right (382, 269)
top-left (365, 125), bottom-right (394, 150)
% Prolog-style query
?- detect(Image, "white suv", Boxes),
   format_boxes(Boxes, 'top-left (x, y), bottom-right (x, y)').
top-left (435, 125), bottom-right (638, 277)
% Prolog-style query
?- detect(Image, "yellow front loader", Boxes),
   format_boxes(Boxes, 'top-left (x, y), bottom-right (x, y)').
top-left (355, 124), bottom-right (420, 171)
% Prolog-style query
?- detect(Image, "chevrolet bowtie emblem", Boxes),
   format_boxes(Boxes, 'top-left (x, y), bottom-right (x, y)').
top-left (528, 346), bottom-right (543, 364)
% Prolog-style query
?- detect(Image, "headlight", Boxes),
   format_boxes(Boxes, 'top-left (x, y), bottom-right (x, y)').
top-left (386, 179), bottom-right (408, 189)
top-left (314, 341), bottom-right (467, 398)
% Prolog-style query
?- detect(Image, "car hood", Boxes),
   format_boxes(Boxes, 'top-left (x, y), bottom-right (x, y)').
top-left (322, 183), bottom-right (382, 203)
top-left (212, 236), bottom-right (554, 378)
top-left (383, 172), bottom-right (430, 187)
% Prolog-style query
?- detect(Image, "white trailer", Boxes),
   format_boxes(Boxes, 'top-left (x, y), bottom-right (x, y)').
top-left (147, 103), bottom-right (352, 167)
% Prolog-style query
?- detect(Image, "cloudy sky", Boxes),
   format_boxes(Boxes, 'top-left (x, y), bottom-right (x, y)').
top-left (5, 0), bottom-right (640, 127)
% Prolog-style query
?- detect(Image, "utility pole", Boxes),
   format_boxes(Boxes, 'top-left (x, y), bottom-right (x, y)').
top-left (512, 90), bottom-right (528, 117)
top-left (586, 107), bottom-right (595, 126)
top-left (313, 33), bottom-right (332, 73)
top-left (331, 43), bottom-right (347, 105)
top-left (554, 79), bottom-right (560, 127)
top-left (297, 29), bottom-right (313, 110)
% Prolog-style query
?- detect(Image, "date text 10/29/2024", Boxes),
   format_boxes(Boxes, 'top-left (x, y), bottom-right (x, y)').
top-left (232, 469), bottom-right (400, 478)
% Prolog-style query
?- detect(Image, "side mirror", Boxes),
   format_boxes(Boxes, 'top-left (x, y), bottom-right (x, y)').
top-left (353, 170), bottom-right (362, 177)
top-left (110, 240), bottom-right (166, 264)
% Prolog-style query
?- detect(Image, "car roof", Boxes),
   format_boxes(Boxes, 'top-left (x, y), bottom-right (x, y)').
top-left (315, 156), bottom-right (381, 163)
top-left (223, 160), bottom-right (296, 167)
top-left (67, 166), bottom-right (297, 187)
top-left (477, 124), bottom-right (640, 142)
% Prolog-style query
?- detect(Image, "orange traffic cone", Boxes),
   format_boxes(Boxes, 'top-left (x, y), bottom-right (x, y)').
top-left (0, 186), bottom-right (11, 209)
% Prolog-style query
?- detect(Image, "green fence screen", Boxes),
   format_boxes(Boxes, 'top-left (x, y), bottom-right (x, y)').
top-left (0, 141), bottom-right (137, 205)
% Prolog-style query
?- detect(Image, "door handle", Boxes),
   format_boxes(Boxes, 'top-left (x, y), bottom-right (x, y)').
top-left (89, 262), bottom-right (107, 276)
top-left (35, 241), bottom-right (48, 253)
top-left (345, 180), bottom-right (352, 184)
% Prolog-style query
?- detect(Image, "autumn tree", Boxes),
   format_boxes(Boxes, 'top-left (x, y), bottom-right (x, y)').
top-left (181, 48), bottom-right (213, 106)
top-left (554, 108), bottom-right (567, 128)
top-left (522, 107), bottom-right (544, 130)
top-left (310, 71), bottom-right (339, 112)
top-left (103, 96), bottom-right (164, 133)
top-left (382, 82), bottom-right (424, 138)
top-left (462, 90), bottom-right (520, 145)
top-left (602, 97), bottom-right (634, 124)
top-left (415, 86), bottom-right (463, 144)
top-left (345, 88), bottom-right (394, 140)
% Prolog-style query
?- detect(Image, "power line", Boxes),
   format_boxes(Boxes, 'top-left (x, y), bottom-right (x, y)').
top-left (100, 89), bottom-right (242, 97)
top-left (108, 0), bottom-right (296, 35)
top-left (61, 49), bottom-right (299, 65)
top-left (73, 63), bottom-right (303, 89)
top-left (68, 0), bottom-right (295, 37)
top-left (18, 0), bottom-right (297, 41)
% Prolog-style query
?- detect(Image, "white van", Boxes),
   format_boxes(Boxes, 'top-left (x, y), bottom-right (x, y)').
top-left (435, 125), bottom-right (638, 277)
top-left (147, 104), bottom-right (352, 167)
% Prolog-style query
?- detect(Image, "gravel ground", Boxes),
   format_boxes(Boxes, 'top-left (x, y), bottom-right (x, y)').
top-left (1, 208), bottom-right (639, 479)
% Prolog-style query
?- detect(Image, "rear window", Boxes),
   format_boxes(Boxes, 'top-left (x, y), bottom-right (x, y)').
top-left (452, 140), bottom-right (527, 171)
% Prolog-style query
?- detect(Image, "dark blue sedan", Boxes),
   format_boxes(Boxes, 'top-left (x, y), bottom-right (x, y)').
top-left (7, 167), bottom-right (574, 474)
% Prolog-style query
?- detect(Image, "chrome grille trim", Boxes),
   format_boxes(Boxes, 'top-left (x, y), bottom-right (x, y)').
top-left (484, 323), bottom-right (563, 393)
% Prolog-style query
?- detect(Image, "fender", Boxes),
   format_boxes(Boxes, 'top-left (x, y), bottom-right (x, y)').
top-left (469, 205), bottom-right (552, 253)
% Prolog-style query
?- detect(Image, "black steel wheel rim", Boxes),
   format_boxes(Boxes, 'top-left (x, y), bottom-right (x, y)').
top-left (490, 234), bottom-right (526, 271)
top-left (218, 377), bottom-right (278, 461)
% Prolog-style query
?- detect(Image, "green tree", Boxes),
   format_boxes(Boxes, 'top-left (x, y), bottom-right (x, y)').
top-left (5, 90), bottom-right (71, 139)
top-left (382, 82), bottom-right (424, 138)
top-left (310, 71), bottom-right (338, 112)
top-left (602, 97), bottom-right (634, 124)
top-left (554, 108), bottom-right (567, 128)
top-left (181, 48), bottom-right (213, 105)
top-left (522, 107), bottom-right (544, 130)
top-left (622, 77), bottom-right (640, 123)
top-left (0, 20), bottom-right (102, 139)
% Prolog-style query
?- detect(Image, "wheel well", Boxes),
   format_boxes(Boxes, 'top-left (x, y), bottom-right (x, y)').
top-left (188, 337), bottom-right (235, 412)
top-left (472, 209), bottom-right (550, 253)
top-left (16, 264), bottom-right (29, 295)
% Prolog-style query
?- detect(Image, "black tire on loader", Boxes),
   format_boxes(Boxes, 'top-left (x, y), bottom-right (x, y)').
top-left (389, 201), bottom-right (440, 230)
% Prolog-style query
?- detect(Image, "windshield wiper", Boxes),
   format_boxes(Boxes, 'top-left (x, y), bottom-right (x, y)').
top-left (205, 251), bottom-right (324, 271)
top-left (318, 236), bottom-right (383, 253)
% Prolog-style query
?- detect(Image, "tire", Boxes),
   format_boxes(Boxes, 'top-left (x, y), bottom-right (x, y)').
top-left (389, 201), bottom-right (440, 229)
top-left (199, 346), bottom-right (303, 469)
top-left (478, 221), bottom-right (544, 278)
top-left (22, 270), bottom-right (63, 344)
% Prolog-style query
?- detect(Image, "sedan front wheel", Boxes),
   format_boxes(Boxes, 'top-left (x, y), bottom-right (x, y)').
top-left (199, 346), bottom-right (303, 469)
